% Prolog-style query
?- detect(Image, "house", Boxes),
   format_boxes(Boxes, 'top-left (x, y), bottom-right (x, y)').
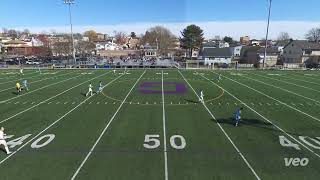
top-left (82, 36), bottom-right (90, 42)
top-left (105, 42), bottom-right (122, 51)
top-left (232, 46), bottom-right (243, 57)
top-left (97, 33), bottom-right (107, 40)
top-left (283, 40), bottom-right (320, 67)
top-left (200, 47), bottom-right (233, 65)
top-left (95, 42), bottom-right (107, 50)
top-left (239, 46), bottom-right (261, 65)
top-left (126, 37), bottom-right (140, 50)
top-left (278, 46), bottom-right (284, 55)
top-left (3, 40), bottom-right (31, 55)
top-left (219, 41), bottom-right (230, 48)
top-left (95, 41), bottom-right (123, 51)
top-left (239, 46), bottom-right (279, 67)
top-left (240, 36), bottom-right (250, 45)
top-left (257, 47), bottom-right (279, 67)
top-left (143, 44), bottom-right (157, 58)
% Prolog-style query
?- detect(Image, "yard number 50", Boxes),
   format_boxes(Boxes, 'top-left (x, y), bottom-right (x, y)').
top-left (143, 134), bottom-right (186, 150)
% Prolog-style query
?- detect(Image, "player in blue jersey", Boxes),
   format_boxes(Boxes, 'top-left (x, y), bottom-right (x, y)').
top-left (22, 80), bottom-right (29, 91)
top-left (96, 81), bottom-right (103, 93)
top-left (234, 107), bottom-right (243, 127)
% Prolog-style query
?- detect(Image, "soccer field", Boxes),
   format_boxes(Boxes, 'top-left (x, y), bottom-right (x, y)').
top-left (0, 68), bottom-right (320, 180)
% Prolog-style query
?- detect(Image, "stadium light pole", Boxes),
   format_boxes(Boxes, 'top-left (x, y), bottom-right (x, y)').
top-left (64, 0), bottom-right (76, 65)
top-left (263, 0), bottom-right (272, 69)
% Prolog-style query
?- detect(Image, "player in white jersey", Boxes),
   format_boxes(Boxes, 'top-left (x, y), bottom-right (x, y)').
top-left (19, 67), bottom-right (24, 76)
top-left (218, 74), bottom-right (222, 82)
top-left (0, 127), bottom-right (11, 155)
top-left (199, 90), bottom-right (204, 103)
top-left (86, 83), bottom-right (93, 97)
top-left (38, 65), bottom-right (42, 74)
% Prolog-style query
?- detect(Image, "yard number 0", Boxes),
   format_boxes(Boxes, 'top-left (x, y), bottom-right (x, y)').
top-left (144, 134), bottom-right (186, 150)
top-left (170, 135), bottom-right (186, 150)
top-left (31, 134), bottom-right (55, 149)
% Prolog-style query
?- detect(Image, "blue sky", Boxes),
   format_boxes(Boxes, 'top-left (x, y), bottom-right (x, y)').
top-left (1, 0), bottom-right (320, 39)
top-left (1, 0), bottom-right (320, 26)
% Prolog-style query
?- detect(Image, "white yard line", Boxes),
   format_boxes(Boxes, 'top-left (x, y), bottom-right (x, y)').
top-left (0, 71), bottom-right (112, 124)
top-left (70, 71), bottom-right (146, 180)
top-left (0, 71), bottom-right (75, 93)
top-left (216, 73), bottom-right (320, 124)
top-left (161, 71), bottom-right (169, 180)
top-left (248, 72), bottom-right (320, 93)
top-left (200, 74), bottom-right (320, 159)
top-left (278, 74), bottom-right (320, 86)
top-left (242, 75), bottom-right (320, 104)
top-left (178, 71), bottom-right (261, 180)
top-left (0, 72), bottom-right (83, 104)
top-left (299, 74), bottom-right (320, 82)
top-left (0, 72), bottom-right (125, 165)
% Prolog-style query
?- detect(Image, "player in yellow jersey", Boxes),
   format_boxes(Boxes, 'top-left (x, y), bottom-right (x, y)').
top-left (16, 82), bottom-right (22, 94)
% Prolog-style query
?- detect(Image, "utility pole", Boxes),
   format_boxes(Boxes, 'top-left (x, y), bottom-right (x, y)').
top-left (64, 0), bottom-right (76, 65)
top-left (263, 0), bottom-right (272, 69)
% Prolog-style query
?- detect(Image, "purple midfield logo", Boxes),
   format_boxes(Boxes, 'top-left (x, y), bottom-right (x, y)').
top-left (140, 82), bottom-right (187, 94)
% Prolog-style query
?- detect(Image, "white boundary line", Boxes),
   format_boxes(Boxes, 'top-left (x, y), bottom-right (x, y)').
top-left (70, 71), bottom-right (146, 180)
top-left (242, 74), bottom-right (320, 104)
top-left (200, 74), bottom-right (320, 159)
top-left (0, 72), bottom-right (125, 165)
top-left (0, 71), bottom-right (82, 104)
top-left (248, 72), bottom-right (320, 93)
top-left (0, 71), bottom-right (40, 80)
top-left (161, 71), bottom-right (169, 180)
top-left (0, 71), bottom-right (112, 124)
top-left (0, 70), bottom-right (75, 93)
top-left (0, 70), bottom-right (53, 85)
top-left (178, 71), bottom-right (261, 180)
top-left (215, 72), bottom-right (320, 123)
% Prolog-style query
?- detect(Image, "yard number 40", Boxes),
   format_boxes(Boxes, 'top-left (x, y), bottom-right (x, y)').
top-left (143, 134), bottom-right (186, 150)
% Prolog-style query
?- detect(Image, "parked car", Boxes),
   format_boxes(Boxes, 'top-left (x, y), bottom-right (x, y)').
top-left (26, 60), bottom-right (40, 65)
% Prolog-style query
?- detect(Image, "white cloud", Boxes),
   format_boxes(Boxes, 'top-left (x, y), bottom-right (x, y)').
top-left (13, 21), bottom-right (320, 40)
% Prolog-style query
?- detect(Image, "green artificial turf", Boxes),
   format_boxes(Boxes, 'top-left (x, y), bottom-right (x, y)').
top-left (0, 68), bottom-right (319, 180)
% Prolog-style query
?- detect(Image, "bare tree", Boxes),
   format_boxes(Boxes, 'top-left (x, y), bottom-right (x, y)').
top-left (114, 31), bottom-right (127, 45)
top-left (305, 28), bottom-right (320, 43)
top-left (83, 30), bottom-right (98, 42)
top-left (23, 29), bottom-right (30, 35)
top-left (52, 41), bottom-right (71, 56)
top-left (141, 26), bottom-right (176, 55)
top-left (278, 32), bottom-right (290, 41)
top-left (277, 32), bottom-right (291, 46)
top-left (2, 28), bottom-right (8, 35)
top-left (76, 41), bottom-right (96, 56)
top-left (7, 29), bottom-right (18, 39)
